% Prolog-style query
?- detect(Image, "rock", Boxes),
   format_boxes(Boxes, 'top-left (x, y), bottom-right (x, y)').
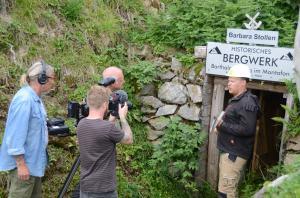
top-left (142, 116), bottom-right (151, 122)
top-left (188, 68), bottom-right (196, 82)
top-left (288, 135), bottom-right (300, 144)
top-left (141, 106), bottom-right (157, 114)
top-left (171, 57), bottom-right (182, 73)
top-left (155, 105), bottom-right (177, 116)
top-left (153, 57), bottom-right (165, 67)
top-left (171, 76), bottom-right (179, 83)
top-left (148, 116), bottom-right (170, 130)
top-left (284, 153), bottom-right (300, 165)
top-left (140, 84), bottom-right (156, 96)
top-left (158, 82), bottom-right (187, 104)
top-left (177, 103), bottom-right (200, 121)
top-left (127, 44), bottom-right (153, 60)
top-left (254, 175), bottom-right (289, 198)
top-left (147, 126), bottom-right (164, 140)
top-left (194, 46), bottom-right (207, 59)
top-left (140, 45), bottom-right (153, 60)
top-left (159, 71), bottom-right (176, 81)
top-left (286, 142), bottom-right (300, 151)
top-left (151, 138), bottom-right (163, 147)
top-left (186, 84), bottom-right (202, 103)
top-left (286, 135), bottom-right (300, 151)
top-left (171, 75), bottom-right (188, 85)
top-left (200, 67), bottom-right (206, 77)
top-left (140, 96), bottom-right (164, 109)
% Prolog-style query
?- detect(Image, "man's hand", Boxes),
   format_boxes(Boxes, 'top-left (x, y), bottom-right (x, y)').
top-left (118, 102), bottom-right (133, 144)
top-left (17, 164), bottom-right (30, 180)
top-left (15, 155), bottom-right (30, 180)
top-left (108, 114), bottom-right (117, 122)
top-left (216, 119), bottom-right (223, 129)
top-left (118, 102), bottom-right (128, 120)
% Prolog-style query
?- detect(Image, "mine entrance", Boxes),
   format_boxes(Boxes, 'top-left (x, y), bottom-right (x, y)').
top-left (224, 90), bottom-right (286, 174)
top-left (207, 77), bottom-right (293, 189)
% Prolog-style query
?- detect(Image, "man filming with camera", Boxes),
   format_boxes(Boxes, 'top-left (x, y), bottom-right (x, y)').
top-left (77, 84), bottom-right (133, 198)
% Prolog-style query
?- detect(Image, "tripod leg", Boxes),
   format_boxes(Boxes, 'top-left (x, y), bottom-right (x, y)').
top-left (57, 155), bottom-right (80, 198)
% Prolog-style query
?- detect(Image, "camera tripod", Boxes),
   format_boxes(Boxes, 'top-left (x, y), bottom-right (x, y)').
top-left (58, 156), bottom-right (80, 198)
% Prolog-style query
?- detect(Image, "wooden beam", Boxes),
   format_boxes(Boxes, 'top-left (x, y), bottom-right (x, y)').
top-left (214, 77), bottom-right (288, 93)
top-left (207, 82), bottom-right (225, 189)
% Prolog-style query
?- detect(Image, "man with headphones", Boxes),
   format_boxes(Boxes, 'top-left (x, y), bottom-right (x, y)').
top-left (0, 60), bottom-right (55, 198)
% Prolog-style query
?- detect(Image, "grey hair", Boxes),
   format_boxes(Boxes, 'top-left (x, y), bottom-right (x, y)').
top-left (20, 61), bottom-right (55, 86)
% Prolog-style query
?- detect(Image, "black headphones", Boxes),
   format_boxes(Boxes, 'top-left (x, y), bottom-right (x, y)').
top-left (37, 60), bottom-right (48, 85)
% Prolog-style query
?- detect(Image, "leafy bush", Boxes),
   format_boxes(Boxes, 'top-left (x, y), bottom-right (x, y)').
top-left (272, 81), bottom-right (300, 139)
top-left (239, 172), bottom-right (264, 198)
top-left (61, 0), bottom-right (84, 21)
top-left (139, 0), bottom-right (297, 50)
top-left (150, 116), bottom-right (207, 191)
top-left (176, 53), bottom-right (196, 68)
top-left (123, 61), bottom-right (159, 93)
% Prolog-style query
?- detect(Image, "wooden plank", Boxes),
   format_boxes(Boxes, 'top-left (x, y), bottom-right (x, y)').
top-left (214, 77), bottom-right (288, 93)
top-left (196, 75), bottom-right (213, 184)
top-left (207, 82), bottom-right (225, 189)
top-left (278, 94), bottom-right (294, 164)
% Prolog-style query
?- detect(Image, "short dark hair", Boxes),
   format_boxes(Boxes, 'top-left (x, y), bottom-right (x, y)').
top-left (240, 77), bottom-right (249, 83)
top-left (87, 85), bottom-right (111, 109)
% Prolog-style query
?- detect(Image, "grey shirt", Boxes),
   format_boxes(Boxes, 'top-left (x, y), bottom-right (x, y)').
top-left (77, 118), bottom-right (124, 193)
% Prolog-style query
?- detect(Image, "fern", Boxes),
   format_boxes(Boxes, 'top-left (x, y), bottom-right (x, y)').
top-left (272, 82), bottom-right (300, 139)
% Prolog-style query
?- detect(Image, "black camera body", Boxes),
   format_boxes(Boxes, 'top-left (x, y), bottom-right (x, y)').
top-left (47, 117), bottom-right (70, 136)
top-left (67, 101), bottom-right (89, 122)
top-left (108, 90), bottom-right (133, 117)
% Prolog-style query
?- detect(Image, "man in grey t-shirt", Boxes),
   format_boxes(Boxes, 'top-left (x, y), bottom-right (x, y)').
top-left (77, 85), bottom-right (133, 198)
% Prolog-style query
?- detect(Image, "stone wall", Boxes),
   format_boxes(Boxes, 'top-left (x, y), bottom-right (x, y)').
top-left (137, 48), bottom-right (212, 183)
top-left (139, 56), bottom-right (205, 144)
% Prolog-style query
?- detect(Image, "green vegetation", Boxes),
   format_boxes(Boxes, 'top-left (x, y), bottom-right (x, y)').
top-left (0, 0), bottom-right (299, 197)
top-left (132, 0), bottom-right (297, 51)
top-left (263, 157), bottom-right (300, 197)
top-left (272, 81), bottom-right (300, 139)
top-left (151, 116), bottom-right (207, 192)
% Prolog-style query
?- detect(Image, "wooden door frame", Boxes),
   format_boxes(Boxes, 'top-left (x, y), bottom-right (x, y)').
top-left (206, 76), bottom-right (292, 189)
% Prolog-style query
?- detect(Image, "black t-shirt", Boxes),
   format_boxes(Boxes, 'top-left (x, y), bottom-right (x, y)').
top-left (77, 118), bottom-right (124, 193)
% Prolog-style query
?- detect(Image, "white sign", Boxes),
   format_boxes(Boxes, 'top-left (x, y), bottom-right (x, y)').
top-left (227, 28), bottom-right (279, 46)
top-left (206, 42), bottom-right (294, 82)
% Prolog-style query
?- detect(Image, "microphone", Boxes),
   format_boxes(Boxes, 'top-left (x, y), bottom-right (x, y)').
top-left (99, 77), bottom-right (116, 87)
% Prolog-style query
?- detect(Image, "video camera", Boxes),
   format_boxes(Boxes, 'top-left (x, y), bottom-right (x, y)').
top-left (47, 117), bottom-right (70, 136)
top-left (67, 77), bottom-right (132, 124)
